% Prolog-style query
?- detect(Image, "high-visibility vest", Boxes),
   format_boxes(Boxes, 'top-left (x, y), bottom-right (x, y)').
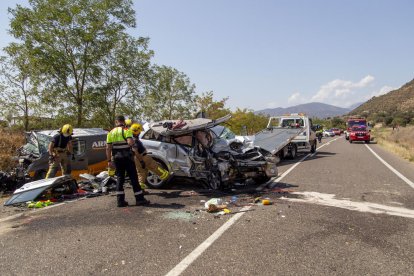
top-left (106, 126), bottom-right (132, 150)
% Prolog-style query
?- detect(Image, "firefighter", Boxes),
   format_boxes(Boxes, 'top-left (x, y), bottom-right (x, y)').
top-left (106, 116), bottom-right (150, 207)
top-left (45, 124), bottom-right (74, 179)
top-left (130, 123), bottom-right (169, 191)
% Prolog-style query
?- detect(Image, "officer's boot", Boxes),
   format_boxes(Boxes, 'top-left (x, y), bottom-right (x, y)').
top-left (117, 194), bottom-right (129, 207)
top-left (135, 193), bottom-right (150, 206)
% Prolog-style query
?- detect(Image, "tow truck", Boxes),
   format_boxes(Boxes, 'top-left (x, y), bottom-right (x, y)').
top-left (247, 113), bottom-right (318, 159)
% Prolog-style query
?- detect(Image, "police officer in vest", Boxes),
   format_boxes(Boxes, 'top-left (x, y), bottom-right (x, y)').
top-left (45, 124), bottom-right (74, 179)
top-left (106, 115), bottom-right (150, 207)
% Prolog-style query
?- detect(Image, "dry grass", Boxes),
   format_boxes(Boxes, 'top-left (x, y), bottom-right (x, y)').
top-left (0, 129), bottom-right (25, 171)
top-left (372, 126), bottom-right (414, 162)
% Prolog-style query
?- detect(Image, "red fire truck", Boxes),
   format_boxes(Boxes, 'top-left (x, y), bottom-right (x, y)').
top-left (345, 118), bottom-right (367, 140)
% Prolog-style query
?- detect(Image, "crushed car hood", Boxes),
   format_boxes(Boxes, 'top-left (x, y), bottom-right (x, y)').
top-left (150, 115), bottom-right (231, 136)
top-left (4, 176), bottom-right (73, 206)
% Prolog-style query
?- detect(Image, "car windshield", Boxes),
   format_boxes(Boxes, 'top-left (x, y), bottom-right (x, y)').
top-left (348, 120), bottom-right (366, 128)
top-left (21, 132), bottom-right (39, 155)
top-left (352, 126), bottom-right (366, 131)
top-left (218, 127), bottom-right (236, 140)
top-left (37, 133), bottom-right (52, 155)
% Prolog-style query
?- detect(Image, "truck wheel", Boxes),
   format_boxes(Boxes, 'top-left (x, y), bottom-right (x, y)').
top-left (289, 145), bottom-right (297, 159)
top-left (310, 140), bottom-right (316, 153)
top-left (146, 160), bottom-right (170, 189)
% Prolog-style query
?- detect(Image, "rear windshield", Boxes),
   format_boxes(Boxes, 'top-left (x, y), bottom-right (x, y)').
top-left (280, 118), bottom-right (304, 128)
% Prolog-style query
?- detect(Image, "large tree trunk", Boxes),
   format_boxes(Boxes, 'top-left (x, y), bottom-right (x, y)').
top-left (77, 99), bottom-right (83, 127)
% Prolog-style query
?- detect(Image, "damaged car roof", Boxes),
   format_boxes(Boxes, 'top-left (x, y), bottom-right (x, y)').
top-left (149, 114), bottom-right (231, 136)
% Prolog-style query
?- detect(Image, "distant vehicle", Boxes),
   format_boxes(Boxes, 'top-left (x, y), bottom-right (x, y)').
top-left (345, 118), bottom-right (367, 140)
top-left (331, 128), bottom-right (341, 136)
top-left (349, 125), bottom-right (370, 143)
top-left (323, 129), bottom-right (335, 137)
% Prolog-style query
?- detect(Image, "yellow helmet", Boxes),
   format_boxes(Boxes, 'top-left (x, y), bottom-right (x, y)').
top-left (61, 124), bottom-right (73, 137)
top-left (125, 119), bottom-right (132, 127)
top-left (130, 123), bottom-right (142, 135)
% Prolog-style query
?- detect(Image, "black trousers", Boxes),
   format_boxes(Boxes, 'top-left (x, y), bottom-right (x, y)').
top-left (113, 155), bottom-right (142, 195)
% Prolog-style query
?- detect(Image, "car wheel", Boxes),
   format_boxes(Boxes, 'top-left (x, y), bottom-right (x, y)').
top-left (349, 140), bottom-right (353, 143)
top-left (146, 159), bottom-right (170, 189)
top-left (365, 140), bottom-right (370, 144)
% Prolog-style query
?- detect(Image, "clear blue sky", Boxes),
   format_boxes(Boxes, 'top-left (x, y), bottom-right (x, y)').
top-left (1, 0), bottom-right (413, 111)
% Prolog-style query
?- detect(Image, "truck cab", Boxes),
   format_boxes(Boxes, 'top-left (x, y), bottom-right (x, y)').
top-left (267, 113), bottom-right (317, 157)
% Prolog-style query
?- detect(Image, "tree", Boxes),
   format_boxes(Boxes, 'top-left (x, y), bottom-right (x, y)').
top-left (194, 91), bottom-right (230, 119)
top-left (90, 35), bottom-right (153, 128)
top-left (8, 0), bottom-right (136, 126)
top-left (0, 46), bottom-right (40, 131)
top-left (228, 108), bottom-right (268, 135)
top-left (142, 66), bottom-right (196, 121)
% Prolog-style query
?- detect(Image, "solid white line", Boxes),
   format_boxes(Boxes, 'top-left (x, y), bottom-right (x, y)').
top-left (165, 205), bottom-right (251, 276)
top-left (365, 144), bottom-right (414, 189)
top-left (166, 137), bottom-right (343, 276)
top-left (284, 191), bottom-right (414, 219)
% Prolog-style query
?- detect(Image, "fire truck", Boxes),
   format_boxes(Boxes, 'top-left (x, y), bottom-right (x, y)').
top-left (345, 118), bottom-right (367, 140)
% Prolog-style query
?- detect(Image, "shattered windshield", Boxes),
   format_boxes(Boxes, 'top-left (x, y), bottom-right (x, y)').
top-left (21, 132), bottom-right (51, 156)
top-left (218, 127), bottom-right (236, 140)
top-left (21, 133), bottom-right (39, 155)
top-left (37, 133), bottom-right (51, 155)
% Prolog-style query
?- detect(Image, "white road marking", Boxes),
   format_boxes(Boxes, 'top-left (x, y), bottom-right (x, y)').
top-left (166, 137), bottom-right (343, 276)
top-left (283, 191), bottom-right (414, 219)
top-left (365, 144), bottom-right (414, 189)
top-left (165, 205), bottom-right (251, 276)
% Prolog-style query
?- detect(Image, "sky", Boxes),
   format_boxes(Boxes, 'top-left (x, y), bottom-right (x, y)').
top-left (1, 0), bottom-right (413, 111)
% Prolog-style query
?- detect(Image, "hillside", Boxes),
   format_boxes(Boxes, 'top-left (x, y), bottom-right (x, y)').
top-left (256, 102), bottom-right (350, 118)
top-left (350, 79), bottom-right (414, 115)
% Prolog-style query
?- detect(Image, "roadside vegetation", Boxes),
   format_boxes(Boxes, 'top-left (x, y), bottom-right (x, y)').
top-left (0, 129), bottom-right (25, 171)
top-left (371, 126), bottom-right (414, 162)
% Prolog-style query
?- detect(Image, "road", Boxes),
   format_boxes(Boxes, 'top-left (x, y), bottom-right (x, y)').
top-left (1, 136), bottom-right (413, 275)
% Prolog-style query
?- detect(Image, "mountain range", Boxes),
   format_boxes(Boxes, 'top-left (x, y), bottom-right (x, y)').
top-left (255, 102), bottom-right (352, 118)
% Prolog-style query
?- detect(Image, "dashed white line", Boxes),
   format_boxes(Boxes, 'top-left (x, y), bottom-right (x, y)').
top-left (365, 144), bottom-right (414, 189)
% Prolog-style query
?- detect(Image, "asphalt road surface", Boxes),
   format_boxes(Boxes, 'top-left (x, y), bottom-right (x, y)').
top-left (1, 136), bottom-right (413, 275)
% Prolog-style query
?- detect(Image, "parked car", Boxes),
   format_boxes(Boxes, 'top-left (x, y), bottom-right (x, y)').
top-left (322, 129), bottom-right (335, 137)
top-left (331, 128), bottom-right (341, 136)
top-left (349, 125), bottom-right (371, 143)
top-left (140, 115), bottom-right (278, 190)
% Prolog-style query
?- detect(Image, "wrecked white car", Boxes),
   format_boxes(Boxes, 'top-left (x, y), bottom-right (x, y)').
top-left (140, 115), bottom-right (278, 190)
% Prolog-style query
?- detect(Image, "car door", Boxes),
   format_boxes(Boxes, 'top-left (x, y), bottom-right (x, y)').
top-left (71, 138), bottom-right (88, 170)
